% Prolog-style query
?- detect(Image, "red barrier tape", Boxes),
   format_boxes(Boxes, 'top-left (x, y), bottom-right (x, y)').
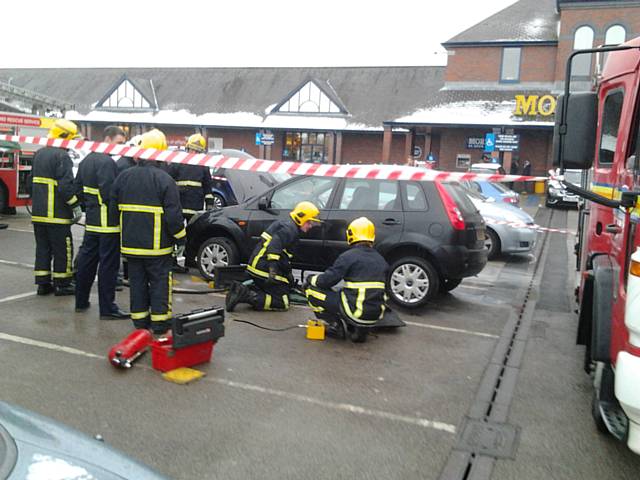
top-left (0, 134), bottom-right (548, 184)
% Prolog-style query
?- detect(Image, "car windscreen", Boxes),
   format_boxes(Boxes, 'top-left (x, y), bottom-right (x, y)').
top-left (491, 182), bottom-right (513, 194)
top-left (442, 182), bottom-right (479, 215)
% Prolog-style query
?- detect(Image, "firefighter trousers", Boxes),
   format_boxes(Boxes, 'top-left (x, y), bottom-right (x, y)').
top-left (250, 276), bottom-right (291, 311)
top-left (33, 223), bottom-right (73, 286)
top-left (75, 232), bottom-right (120, 315)
top-left (304, 285), bottom-right (342, 322)
top-left (127, 255), bottom-right (173, 329)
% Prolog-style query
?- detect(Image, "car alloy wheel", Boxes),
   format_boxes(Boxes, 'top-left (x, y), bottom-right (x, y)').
top-left (390, 263), bottom-right (430, 304)
top-left (212, 194), bottom-right (225, 209)
top-left (197, 237), bottom-right (239, 281)
top-left (485, 228), bottom-right (500, 260)
top-left (201, 243), bottom-right (229, 274)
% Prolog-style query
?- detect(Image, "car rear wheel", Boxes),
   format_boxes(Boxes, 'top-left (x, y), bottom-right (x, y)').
top-left (387, 256), bottom-right (439, 309)
top-left (485, 228), bottom-right (501, 260)
top-left (197, 237), bottom-right (239, 281)
top-left (212, 193), bottom-right (225, 209)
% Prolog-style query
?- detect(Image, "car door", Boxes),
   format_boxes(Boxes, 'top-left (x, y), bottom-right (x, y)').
top-left (324, 178), bottom-right (404, 264)
top-left (247, 175), bottom-right (339, 270)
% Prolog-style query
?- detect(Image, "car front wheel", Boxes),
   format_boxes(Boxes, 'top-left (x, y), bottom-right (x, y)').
top-left (485, 228), bottom-right (501, 260)
top-left (212, 193), bottom-right (226, 209)
top-left (197, 237), bottom-right (239, 281)
top-left (387, 256), bottom-right (439, 309)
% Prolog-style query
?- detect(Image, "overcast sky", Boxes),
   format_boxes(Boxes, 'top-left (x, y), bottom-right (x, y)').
top-left (4, 0), bottom-right (517, 68)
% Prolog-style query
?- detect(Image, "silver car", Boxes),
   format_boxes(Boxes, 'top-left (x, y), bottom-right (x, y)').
top-left (463, 187), bottom-right (537, 260)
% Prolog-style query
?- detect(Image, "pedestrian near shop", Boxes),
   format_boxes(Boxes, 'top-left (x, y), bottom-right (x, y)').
top-left (74, 126), bottom-right (129, 319)
top-left (302, 217), bottom-right (388, 340)
top-left (30, 119), bottom-right (82, 296)
top-left (522, 160), bottom-right (532, 193)
top-left (225, 201), bottom-right (322, 312)
top-left (509, 159), bottom-right (519, 190)
top-left (169, 133), bottom-right (215, 273)
top-left (110, 129), bottom-right (186, 334)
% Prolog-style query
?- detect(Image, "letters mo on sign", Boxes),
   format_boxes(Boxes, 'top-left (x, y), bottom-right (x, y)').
top-left (514, 95), bottom-right (556, 116)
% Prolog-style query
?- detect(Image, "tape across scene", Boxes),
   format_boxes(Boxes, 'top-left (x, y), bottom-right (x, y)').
top-left (0, 134), bottom-right (547, 184)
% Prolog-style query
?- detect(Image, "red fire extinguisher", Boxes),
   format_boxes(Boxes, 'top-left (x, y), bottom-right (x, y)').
top-left (108, 330), bottom-right (154, 368)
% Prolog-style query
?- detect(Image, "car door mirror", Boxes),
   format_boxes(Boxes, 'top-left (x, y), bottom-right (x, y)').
top-left (258, 197), bottom-right (269, 211)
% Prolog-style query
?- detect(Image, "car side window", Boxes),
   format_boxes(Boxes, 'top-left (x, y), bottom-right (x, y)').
top-left (471, 181), bottom-right (482, 193)
top-left (270, 177), bottom-right (337, 210)
top-left (338, 179), bottom-right (400, 210)
top-left (405, 182), bottom-right (428, 210)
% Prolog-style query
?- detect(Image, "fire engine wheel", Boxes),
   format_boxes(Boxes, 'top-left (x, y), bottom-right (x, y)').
top-left (387, 256), bottom-right (439, 309)
top-left (197, 237), bottom-right (239, 281)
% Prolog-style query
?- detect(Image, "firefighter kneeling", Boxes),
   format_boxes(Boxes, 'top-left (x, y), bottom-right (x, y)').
top-left (303, 217), bottom-right (388, 342)
top-left (225, 201), bottom-right (321, 312)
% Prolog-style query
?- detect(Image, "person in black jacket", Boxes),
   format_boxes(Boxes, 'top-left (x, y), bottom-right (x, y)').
top-left (303, 217), bottom-right (388, 340)
top-left (169, 133), bottom-right (214, 273)
top-left (225, 201), bottom-right (321, 312)
top-left (30, 119), bottom-right (83, 296)
top-left (74, 126), bottom-right (129, 319)
top-left (110, 129), bottom-right (186, 334)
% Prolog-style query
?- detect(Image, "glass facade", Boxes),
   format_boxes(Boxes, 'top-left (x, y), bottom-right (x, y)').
top-left (282, 132), bottom-right (329, 163)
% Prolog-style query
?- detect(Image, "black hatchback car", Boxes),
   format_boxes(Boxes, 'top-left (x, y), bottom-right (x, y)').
top-left (185, 175), bottom-right (487, 308)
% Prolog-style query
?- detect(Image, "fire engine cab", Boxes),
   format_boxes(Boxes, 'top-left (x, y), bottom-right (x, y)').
top-left (0, 112), bottom-right (52, 214)
top-left (555, 36), bottom-right (640, 454)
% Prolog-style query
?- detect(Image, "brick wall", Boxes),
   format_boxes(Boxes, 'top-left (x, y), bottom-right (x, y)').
top-left (341, 132), bottom-right (407, 164)
top-left (555, 5), bottom-right (640, 81)
top-left (205, 128), bottom-right (260, 157)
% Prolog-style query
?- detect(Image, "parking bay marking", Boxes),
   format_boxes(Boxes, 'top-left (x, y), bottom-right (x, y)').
top-left (0, 292), bottom-right (37, 304)
top-left (0, 331), bottom-right (456, 435)
top-left (0, 259), bottom-right (35, 270)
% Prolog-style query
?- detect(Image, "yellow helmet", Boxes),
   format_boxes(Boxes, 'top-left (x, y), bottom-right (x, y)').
top-left (139, 129), bottom-right (167, 151)
top-left (48, 119), bottom-right (81, 140)
top-left (186, 133), bottom-right (206, 153)
top-left (346, 217), bottom-right (375, 245)
top-left (290, 201), bottom-right (321, 226)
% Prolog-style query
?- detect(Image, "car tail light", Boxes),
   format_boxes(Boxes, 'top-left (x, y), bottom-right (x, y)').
top-left (435, 181), bottom-right (465, 230)
top-left (503, 196), bottom-right (517, 204)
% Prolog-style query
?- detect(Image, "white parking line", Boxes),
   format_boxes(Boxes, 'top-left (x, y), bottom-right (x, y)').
top-left (7, 228), bottom-right (34, 234)
top-left (403, 321), bottom-right (499, 339)
top-left (0, 259), bottom-right (34, 269)
top-left (0, 331), bottom-right (456, 434)
top-left (0, 292), bottom-right (37, 304)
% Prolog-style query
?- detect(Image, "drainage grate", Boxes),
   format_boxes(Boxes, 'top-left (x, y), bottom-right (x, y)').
top-left (457, 418), bottom-right (520, 459)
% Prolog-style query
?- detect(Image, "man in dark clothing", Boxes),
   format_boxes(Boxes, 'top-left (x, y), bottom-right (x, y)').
top-left (303, 217), bottom-right (388, 341)
top-left (225, 201), bottom-right (321, 312)
top-left (522, 160), bottom-right (532, 192)
top-left (110, 129), bottom-right (186, 335)
top-left (31, 119), bottom-right (82, 296)
top-left (74, 126), bottom-right (129, 319)
top-left (169, 133), bottom-right (215, 272)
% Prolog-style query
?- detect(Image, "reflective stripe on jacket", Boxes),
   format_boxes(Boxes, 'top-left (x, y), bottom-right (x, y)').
top-left (30, 147), bottom-right (78, 224)
top-left (246, 218), bottom-right (299, 284)
top-left (169, 163), bottom-right (215, 214)
top-left (310, 244), bottom-right (388, 324)
top-left (74, 152), bottom-right (120, 234)
top-left (110, 161), bottom-right (185, 257)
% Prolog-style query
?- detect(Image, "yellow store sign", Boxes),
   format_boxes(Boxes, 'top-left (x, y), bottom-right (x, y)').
top-left (514, 95), bottom-right (556, 116)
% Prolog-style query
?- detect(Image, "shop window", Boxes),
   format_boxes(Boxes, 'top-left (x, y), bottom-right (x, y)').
top-left (605, 25), bottom-right (626, 46)
top-left (283, 132), bottom-right (329, 163)
top-left (96, 76), bottom-right (154, 111)
top-left (500, 47), bottom-right (521, 83)
top-left (598, 90), bottom-right (624, 165)
top-left (572, 26), bottom-right (594, 78)
top-left (456, 154), bottom-right (471, 169)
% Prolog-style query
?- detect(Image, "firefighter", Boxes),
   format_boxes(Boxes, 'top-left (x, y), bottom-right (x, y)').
top-left (225, 201), bottom-right (321, 312)
top-left (31, 119), bottom-right (82, 296)
top-left (302, 217), bottom-right (388, 340)
top-left (109, 129), bottom-right (186, 334)
top-left (169, 133), bottom-right (215, 272)
top-left (74, 126), bottom-right (129, 319)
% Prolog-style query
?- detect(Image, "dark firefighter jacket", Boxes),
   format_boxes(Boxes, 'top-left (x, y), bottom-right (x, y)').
top-left (310, 244), bottom-right (388, 324)
top-left (169, 163), bottom-right (215, 215)
top-left (30, 147), bottom-right (79, 224)
top-left (247, 217), bottom-right (299, 284)
top-left (116, 156), bottom-right (136, 176)
top-left (109, 161), bottom-right (186, 257)
top-left (74, 152), bottom-right (119, 234)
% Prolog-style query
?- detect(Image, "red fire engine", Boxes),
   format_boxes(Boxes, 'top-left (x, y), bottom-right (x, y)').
top-left (0, 112), bottom-right (52, 214)
top-left (555, 36), bottom-right (640, 454)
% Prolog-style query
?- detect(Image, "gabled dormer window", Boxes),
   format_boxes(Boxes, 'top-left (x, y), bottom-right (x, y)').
top-left (95, 75), bottom-right (156, 111)
top-left (274, 79), bottom-right (347, 115)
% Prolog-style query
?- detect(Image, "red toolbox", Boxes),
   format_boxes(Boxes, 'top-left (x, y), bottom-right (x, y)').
top-left (151, 336), bottom-right (215, 372)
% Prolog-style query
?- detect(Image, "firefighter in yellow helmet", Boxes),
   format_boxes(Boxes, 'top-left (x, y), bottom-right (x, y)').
top-left (109, 129), bottom-right (186, 334)
top-left (302, 217), bottom-right (389, 342)
top-left (31, 119), bottom-right (83, 296)
top-left (225, 201), bottom-right (321, 312)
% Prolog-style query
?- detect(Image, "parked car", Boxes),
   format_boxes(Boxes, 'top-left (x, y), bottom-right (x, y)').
top-left (0, 401), bottom-right (166, 479)
top-left (469, 162), bottom-right (506, 175)
top-left (461, 186), bottom-right (536, 260)
top-left (185, 175), bottom-right (488, 308)
top-left (461, 179), bottom-right (520, 205)
top-left (545, 168), bottom-right (581, 208)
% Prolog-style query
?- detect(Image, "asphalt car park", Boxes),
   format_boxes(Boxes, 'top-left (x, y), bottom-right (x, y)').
top-left (1, 205), bottom-right (640, 479)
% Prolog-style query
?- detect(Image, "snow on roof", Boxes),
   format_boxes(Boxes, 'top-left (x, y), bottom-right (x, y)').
top-left (393, 100), bottom-right (553, 127)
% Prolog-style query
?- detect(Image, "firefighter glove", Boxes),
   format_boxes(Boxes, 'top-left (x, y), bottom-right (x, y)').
top-left (72, 206), bottom-right (83, 224)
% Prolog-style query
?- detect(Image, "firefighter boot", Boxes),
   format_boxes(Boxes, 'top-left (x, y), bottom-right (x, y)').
top-left (54, 284), bottom-right (76, 296)
top-left (37, 284), bottom-right (54, 296)
top-left (225, 282), bottom-right (257, 312)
